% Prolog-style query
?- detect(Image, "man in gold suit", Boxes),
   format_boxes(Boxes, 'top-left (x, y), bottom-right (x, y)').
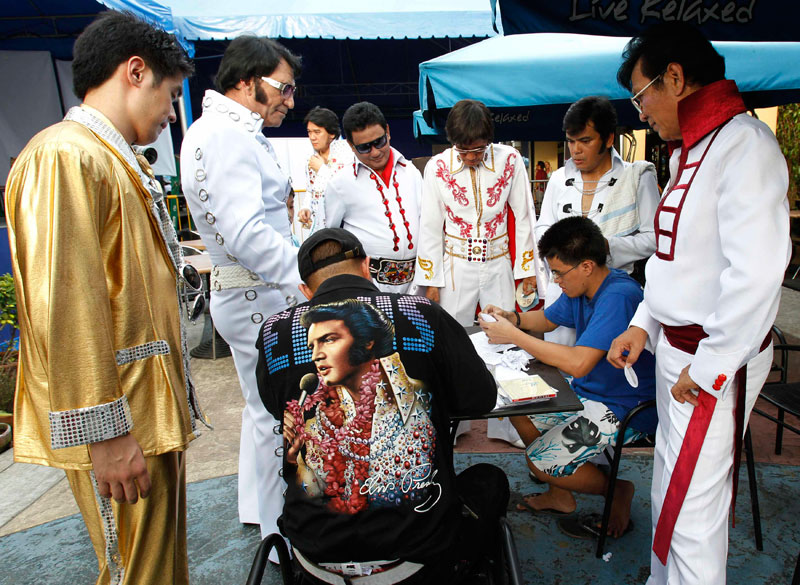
top-left (4, 11), bottom-right (203, 585)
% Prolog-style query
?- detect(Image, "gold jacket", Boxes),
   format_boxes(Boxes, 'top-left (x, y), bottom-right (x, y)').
top-left (6, 111), bottom-right (200, 470)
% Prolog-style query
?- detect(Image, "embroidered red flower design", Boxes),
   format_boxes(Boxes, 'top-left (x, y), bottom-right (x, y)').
top-left (435, 159), bottom-right (468, 206)
top-left (446, 205), bottom-right (472, 238)
top-left (484, 206), bottom-right (508, 238)
top-left (486, 154), bottom-right (516, 207)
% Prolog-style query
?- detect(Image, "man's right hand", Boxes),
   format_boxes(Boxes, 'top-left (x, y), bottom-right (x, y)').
top-left (607, 326), bottom-right (648, 369)
top-left (283, 411), bottom-right (304, 465)
top-left (308, 154), bottom-right (324, 173)
top-left (425, 286), bottom-right (440, 304)
top-left (88, 433), bottom-right (150, 504)
top-left (297, 208), bottom-right (312, 227)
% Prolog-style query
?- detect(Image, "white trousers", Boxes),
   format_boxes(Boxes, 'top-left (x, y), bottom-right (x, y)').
top-left (439, 254), bottom-right (516, 327)
top-left (210, 286), bottom-right (287, 539)
top-left (647, 331), bottom-right (771, 585)
top-left (438, 254), bottom-right (522, 445)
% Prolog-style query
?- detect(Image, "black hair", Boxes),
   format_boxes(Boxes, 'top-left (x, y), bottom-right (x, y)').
top-left (300, 300), bottom-right (395, 364)
top-left (215, 36), bottom-right (302, 94)
top-left (304, 107), bottom-right (340, 139)
top-left (538, 216), bottom-right (607, 267)
top-left (617, 22), bottom-right (725, 91)
top-left (563, 96), bottom-right (618, 143)
top-left (445, 99), bottom-right (494, 146)
top-left (72, 10), bottom-right (193, 100)
top-left (341, 102), bottom-right (387, 142)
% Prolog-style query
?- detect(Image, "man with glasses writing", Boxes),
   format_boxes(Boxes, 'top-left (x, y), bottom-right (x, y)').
top-left (480, 216), bottom-right (656, 541)
top-left (180, 36), bottom-right (303, 546)
top-left (324, 101), bottom-right (422, 294)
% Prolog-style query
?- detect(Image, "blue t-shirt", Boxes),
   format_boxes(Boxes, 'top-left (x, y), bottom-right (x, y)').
top-left (544, 269), bottom-right (657, 434)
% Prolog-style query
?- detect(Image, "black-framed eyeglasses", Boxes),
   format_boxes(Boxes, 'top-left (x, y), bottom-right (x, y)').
top-left (630, 71), bottom-right (666, 114)
top-left (261, 76), bottom-right (296, 100)
top-left (551, 263), bottom-right (580, 281)
top-left (181, 263), bottom-right (205, 322)
top-left (353, 134), bottom-right (388, 154)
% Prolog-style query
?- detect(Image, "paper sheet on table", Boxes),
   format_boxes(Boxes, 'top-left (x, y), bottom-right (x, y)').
top-left (469, 331), bottom-right (514, 364)
top-left (469, 331), bottom-right (533, 367)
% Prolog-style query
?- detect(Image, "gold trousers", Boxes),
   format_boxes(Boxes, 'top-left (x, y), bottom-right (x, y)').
top-left (65, 451), bottom-right (188, 585)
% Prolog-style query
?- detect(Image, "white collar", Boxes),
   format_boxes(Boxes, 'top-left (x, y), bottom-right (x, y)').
top-left (563, 147), bottom-right (624, 183)
top-left (448, 144), bottom-right (496, 175)
top-left (200, 90), bottom-right (265, 134)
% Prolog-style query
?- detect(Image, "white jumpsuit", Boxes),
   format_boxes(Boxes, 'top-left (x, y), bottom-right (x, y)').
top-left (628, 81), bottom-right (790, 584)
top-left (180, 90), bottom-right (301, 539)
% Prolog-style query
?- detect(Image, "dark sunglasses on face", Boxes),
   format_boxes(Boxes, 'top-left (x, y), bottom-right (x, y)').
top-left (353, 134), bottom-right (388, 154)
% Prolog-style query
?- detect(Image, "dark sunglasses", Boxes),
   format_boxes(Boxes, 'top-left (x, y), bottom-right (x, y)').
top-left (353, 134), bottom-right (388, 154)
top-left (181, 263), bottom-right (206, 322)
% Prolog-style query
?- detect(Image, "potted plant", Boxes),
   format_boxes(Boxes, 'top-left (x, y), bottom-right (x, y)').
top-left (0, 273), bottom-right (18, 451)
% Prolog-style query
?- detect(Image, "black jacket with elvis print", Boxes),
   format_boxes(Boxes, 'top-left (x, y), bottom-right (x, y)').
top-left (256, 273), bottom-right (496, 564)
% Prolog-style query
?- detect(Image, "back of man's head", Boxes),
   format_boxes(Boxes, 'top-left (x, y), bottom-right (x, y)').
top-left (72, 11), bottom-right (193, 100)
top-left (617, 22), bottom-right (725, 91)
top-left (298, 228), bottom-right (368, 291)
top-left (445, 99), bottom-right (494, 146)
top-left (342, 102), bottom-right (387, 143)
top-left (215, 36), bottom-right (301, 94)
top-left (304, 106), bottom-right (341, 139)
top-left (563, 96), bottom-right (617, 144)
top-left (539, 216), bottom-right (607, 267)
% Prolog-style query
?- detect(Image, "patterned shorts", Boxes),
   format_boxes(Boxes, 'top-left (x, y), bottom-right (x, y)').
top-left (525, 396), bottom-right (646, 478)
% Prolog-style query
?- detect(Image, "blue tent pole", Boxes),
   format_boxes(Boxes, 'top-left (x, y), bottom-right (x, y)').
top-left (178, 78), bottom-right (193, 134)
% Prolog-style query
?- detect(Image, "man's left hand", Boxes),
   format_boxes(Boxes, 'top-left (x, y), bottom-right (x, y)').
top-left (479, 312), bottom-right (519, 345)
top-left (671, 365), bottom-right (700, 407)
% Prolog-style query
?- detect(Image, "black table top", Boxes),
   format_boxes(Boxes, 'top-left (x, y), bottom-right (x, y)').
top-left (451, 326), bottom-right (584, 421)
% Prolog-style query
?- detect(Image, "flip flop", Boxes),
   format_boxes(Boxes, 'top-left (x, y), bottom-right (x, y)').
top-left (515, 493), bottom-right (573, 517)
top-left (528, 470), bottom-right (545, 485)
top-left (557, 512), bottom-right (634, 540)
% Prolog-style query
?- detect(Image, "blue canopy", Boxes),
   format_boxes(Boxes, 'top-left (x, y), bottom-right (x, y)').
top-left (166, 0), bottom-right (494, 41)
top-left (0, 0), bottom-right (494, 57)
top-left (417, 33), bottom-right (800, 140)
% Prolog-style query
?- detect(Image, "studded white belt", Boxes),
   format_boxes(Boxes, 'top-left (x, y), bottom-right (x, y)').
top-left (211, 264), bottom-right (276, 291)
top-left (444, 232), bottom-right (509, 263)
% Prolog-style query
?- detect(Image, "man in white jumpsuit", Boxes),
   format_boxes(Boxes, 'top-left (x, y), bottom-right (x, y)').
top-left (297, 106), bottom-right (352, 237)
top-left (180, 36), bottom-right (302, 541)
top-left (414, 99), bottom-right (542, 326)
top-left (608, 23), bottom-right (791, 584)
top-left (325, 102), bottom-right (422, 294)
top-left (414, 99), bottom-right (543, 446)
top-left (538, 96), bottom-right (660, 346)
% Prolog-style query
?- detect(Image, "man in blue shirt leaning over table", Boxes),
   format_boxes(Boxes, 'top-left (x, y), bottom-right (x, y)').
top-left (480, 216), bottom-right (656, 539)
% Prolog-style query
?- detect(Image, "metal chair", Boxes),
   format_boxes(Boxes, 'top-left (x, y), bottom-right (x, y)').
top-left (595, 399), bottom-right (656, 558)
top-left (245, 534), bottom-right (294, 585)
top-left (751, 325), bottom-right (800, 455)
top-left (246, 519), bottom-right (524, 585)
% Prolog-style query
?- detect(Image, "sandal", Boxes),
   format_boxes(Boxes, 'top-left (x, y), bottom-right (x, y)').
top-left (557, 512), bottom-right (634, 540)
